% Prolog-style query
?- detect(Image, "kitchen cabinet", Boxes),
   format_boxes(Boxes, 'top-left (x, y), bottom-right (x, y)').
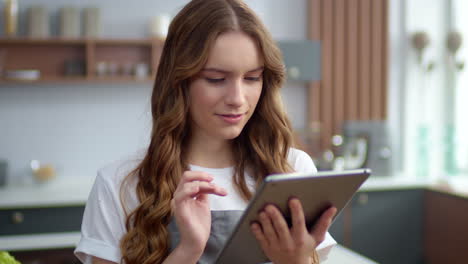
top-left (0, 205), bottom-right (84, 264)
top-left (424, 190), bottom-right (468, 264)
top-left (350, 190), bottom-right (424, 264)
top-left (328, 205), bottom-right (347, 244)
top-left (0, 37), bottom-right (163, 83)
top-left (11, 248), bottom-right (80, 264)
top-left (329, 189), bottom-right (425, 264)
top-left (0, 38), bottom-right (321, 84)
top-left (0, 205), bottom-right (84, 236)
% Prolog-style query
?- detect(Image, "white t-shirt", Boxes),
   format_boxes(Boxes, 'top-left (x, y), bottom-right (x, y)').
top-left (74, 148), bottom-right (336, 263)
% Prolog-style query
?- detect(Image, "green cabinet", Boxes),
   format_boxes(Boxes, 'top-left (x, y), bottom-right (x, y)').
top-left (329, 204), bottom-right (346, 244)
top-left (0, 205), bottom-right (85, 264)
top-left (0, 205), bottom-right (84, 235)
top-left (329, 189), bottom-right (424, 264)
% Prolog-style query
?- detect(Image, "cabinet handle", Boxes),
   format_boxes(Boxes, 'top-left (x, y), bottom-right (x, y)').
top-left (358, 193), bottom-right (369, 205)
top-left (11, 211), bottom-right (24, 224)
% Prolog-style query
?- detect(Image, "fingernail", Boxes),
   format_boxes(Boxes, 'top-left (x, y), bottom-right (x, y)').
top-left (290, 199), bottom-right (298, 207)
top-left (267, 206), bottom-right (275, 214)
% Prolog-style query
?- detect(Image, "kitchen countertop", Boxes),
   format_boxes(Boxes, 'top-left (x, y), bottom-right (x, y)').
top-left (0, 232), bottom-right (81, 251)
top-left (360, 174), bottom-right (468, 199)
top-left (323, 244), bottom-right (377, 264)
top-left (1, 173), bottom-right (468, 208)
top-left (0, 176), bottom-right (95, 208)
top-left (1, 172), bottom-right (467, 260)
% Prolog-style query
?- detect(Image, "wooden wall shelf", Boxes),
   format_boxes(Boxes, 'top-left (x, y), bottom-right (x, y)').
top-left (0, 37), bottom-right (164, 84)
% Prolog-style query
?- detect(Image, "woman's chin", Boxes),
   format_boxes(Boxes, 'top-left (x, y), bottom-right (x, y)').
top-left (219, 127), bottom-right (244, 140)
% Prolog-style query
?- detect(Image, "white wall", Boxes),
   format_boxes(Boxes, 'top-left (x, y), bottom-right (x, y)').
top-left (403, 0), bottom-right (450, 178)
top-left (452, 0), bottom-right (468, 173)
top-left (388, 0), bottom-right (406, 173)
top-left (0, 0), bottom-right (310, 182)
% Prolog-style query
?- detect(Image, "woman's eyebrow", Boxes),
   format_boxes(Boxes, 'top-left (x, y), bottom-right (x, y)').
top-left (201, 66), bottom-right (264, 74)
top-left (202, 68), bottom-right (229, 74)
top-left (247, 66), bottom-right (264, 73)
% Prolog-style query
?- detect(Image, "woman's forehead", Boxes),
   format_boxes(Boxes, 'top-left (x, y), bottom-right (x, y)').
top-left (204, 31), bottom-right (264, 73)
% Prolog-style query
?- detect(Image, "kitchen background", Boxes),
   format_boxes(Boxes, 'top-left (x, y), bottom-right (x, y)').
top-left (1, 0), bottom-right (468, 263)
top-left (0, 0), bottom-right (313, 183)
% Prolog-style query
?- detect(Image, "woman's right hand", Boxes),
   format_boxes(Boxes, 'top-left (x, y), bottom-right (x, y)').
top-left (171, 171), bottom-right (227, 256)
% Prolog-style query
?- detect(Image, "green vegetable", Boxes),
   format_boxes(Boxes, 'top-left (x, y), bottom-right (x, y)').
top-left (0, 251), bottom-right (21, 264)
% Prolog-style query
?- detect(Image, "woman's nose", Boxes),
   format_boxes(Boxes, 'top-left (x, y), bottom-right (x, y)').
top-left (224, 79), bottom-right (245, 107)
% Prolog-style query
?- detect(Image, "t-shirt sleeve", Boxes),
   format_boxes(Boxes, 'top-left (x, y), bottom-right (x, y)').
top-left (289, 148), bottom-right (318, 174)
top-left (74, 170), bottom-right (127, 263)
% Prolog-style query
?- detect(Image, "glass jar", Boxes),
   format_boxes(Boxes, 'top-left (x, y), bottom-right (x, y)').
top-left (4, 0), bottom-right (18, 36)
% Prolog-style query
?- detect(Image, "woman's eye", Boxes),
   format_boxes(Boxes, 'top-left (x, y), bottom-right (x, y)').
top-left (206, 78), bottom-right (225, 83)
top-left (245, 76), bottom-right (261, 81)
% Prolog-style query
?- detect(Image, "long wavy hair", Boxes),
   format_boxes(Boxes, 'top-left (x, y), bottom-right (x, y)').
top-left (120, 0), bottom-right (294, 263)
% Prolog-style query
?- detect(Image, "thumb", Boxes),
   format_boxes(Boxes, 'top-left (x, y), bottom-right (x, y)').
top-left (310, 207), bottom-right (337, 244)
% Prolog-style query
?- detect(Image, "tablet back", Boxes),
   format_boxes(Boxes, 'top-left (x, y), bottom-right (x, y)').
top-left (214, 169), bottom-right (371, 264)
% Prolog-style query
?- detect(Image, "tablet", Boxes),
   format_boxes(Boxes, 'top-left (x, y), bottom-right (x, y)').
top-left (214, 168), bottom-right (371, 264)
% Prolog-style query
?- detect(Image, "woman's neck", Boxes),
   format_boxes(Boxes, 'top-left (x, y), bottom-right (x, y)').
top-left (187, 137), bottom-right (234, 169)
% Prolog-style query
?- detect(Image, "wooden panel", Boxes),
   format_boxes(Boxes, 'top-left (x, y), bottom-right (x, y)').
top-left (93, 39), bottom-right (155, 45)
top-left (94, 45), bottom-right (152, 65)
top-left (308, 0), bottom-right (322, 129)
top-left (346, 0), bottom-right (360, 121)
top-left (306, 0), bottom-right (388, 153)
top-left (381, 0), bottom-right (389, 119)
top-left (358, 0), bottom-right (371, 120)
top-left (151, 40), bottom-right (163, 76)
top-left (0, 38), bottom-right (163, 83)
top-left (333, 0), bottom-right (346, 135)
top-left (321, 0), bottom-right (334, 149)
top-left (0, 37), bottom-right (86, 44)
top-left (94, 44), bottom-right (152, 77)
top-left (2, 44), bottom-right (85, 78)
top-left (86, 40), bottom-right (95, 77)
top-left (371, 0), bottom-right (384, 120)
top-left (306, 0), bottom-right (324, 157)
top-left (424, 191), bottom-right (468, 264)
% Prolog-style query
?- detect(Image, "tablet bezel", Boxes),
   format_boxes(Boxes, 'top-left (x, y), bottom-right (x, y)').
top-left (214, 168), bottom-right (371, 264)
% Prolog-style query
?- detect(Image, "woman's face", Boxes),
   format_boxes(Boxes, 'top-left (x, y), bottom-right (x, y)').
top-left (188, 31), bottom-right (264, 142)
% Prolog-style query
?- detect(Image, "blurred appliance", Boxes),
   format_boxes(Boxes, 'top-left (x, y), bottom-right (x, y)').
top-left (342, 121), bottom-right (393, 176)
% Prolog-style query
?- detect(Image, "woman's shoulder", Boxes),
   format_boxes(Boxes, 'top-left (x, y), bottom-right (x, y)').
top-left (96, 149), bottom-right (145, 190)
top-left (287, 148), bottom-right (317, 173)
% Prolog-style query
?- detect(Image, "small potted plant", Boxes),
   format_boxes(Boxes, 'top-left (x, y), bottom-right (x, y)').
top-left (0, 251), bottom-right (21, 264)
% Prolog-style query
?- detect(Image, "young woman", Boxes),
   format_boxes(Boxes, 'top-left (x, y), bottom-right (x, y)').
top-left (75, 0), bottom-right (337, 263)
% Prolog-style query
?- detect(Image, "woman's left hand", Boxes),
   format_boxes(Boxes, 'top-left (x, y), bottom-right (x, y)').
top-left (250, 199), bottom-right (337, 264)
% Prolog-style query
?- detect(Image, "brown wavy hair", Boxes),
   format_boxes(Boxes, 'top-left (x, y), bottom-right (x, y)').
top-left (120, 0), bottom-right (294, 263)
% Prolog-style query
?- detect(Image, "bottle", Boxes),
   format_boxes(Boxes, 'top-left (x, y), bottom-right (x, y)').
top-left (4, 0), bottom-right (18, 37)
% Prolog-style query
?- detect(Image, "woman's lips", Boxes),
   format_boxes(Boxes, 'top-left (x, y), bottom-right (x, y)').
top-left (218, 113), bottom-right (243, 124)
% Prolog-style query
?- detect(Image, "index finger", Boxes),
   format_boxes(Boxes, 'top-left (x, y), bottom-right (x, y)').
top-left (180, 171), bottom-right (214, 184)
top-left (289, 198), bottom-right (307, 233)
